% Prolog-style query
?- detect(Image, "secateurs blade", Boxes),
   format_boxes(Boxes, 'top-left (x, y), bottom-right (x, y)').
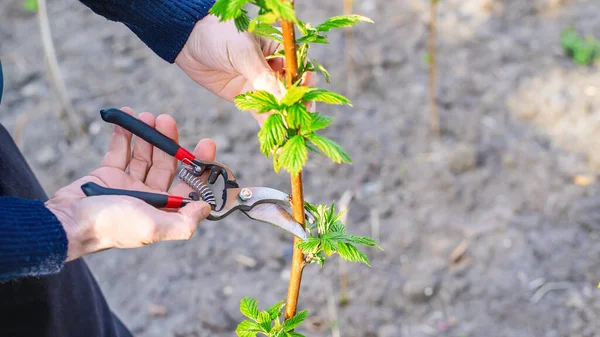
top-left (80, 108), bottom-right (309, 241)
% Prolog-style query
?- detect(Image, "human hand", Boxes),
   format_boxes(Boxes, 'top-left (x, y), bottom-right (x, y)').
top-left (174, 15), bottom-right (315, 126)
top-left (45, 108), bottom-right (215, 262)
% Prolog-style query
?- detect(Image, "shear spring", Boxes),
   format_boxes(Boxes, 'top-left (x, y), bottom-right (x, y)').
top-left (178, 168), bottom-right (217, 208)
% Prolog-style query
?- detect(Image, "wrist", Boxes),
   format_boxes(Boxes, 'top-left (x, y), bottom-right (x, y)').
top-left (46, 201), bottom-right (98, 262)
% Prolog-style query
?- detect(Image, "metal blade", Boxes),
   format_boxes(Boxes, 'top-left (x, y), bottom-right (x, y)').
top-left (243, 203), bottom-right (309, 241)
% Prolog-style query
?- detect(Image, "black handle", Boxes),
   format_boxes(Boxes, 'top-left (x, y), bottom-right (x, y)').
top-left (100, 108), bottom-right (181, 157)
top-left (81, 182), bottom-right (171, 208)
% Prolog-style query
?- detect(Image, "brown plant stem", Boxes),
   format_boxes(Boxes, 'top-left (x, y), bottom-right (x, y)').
top-left (280, 0), bottom-right (306, 321)
top-left (428, 0), bottom-right (440, 135)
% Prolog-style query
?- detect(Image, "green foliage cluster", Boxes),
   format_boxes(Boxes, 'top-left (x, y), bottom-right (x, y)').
top-left (561, 26), bottom-right (600, 65)
top-left (236, 297), bottom-right (307, 337)
top-left (210, 0), bottom-right (380, 336)
top-left (210, 0), bottom-right (372, 175)
top-left (23, 0), bottom-right (38, 12)
top-left (300, 203), bottom-right (382, 266)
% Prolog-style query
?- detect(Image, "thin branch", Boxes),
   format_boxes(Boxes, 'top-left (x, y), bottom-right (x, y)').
top-left (281, 0), bottom-right (306, 322)
top-left (37, 0), bottom-right (84, 138)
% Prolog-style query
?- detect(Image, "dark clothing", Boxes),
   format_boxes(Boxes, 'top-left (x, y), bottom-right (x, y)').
top-left (0, 0), bottom-right (216, 335)
top-left (78, 0), bottom-right (216, 63)
top-left (0, 124), bottom-right (132, 337)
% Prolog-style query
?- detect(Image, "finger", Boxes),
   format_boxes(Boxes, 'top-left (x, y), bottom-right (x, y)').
top-left (100, 107), bottom-right (134, 170)
top-left (145, 114), bottom-right (179, 192)
top-left (128, 112), bottom-right (156, 181)
top-left (169, 138), bottom-right (217, 197)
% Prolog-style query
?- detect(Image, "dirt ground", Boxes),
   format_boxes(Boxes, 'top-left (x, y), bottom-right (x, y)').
top-left (2, 0), bottom-right (600, 336)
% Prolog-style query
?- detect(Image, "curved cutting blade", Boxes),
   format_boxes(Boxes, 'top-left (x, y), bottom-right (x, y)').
top-left (243, 203), bottom-right (309, 241)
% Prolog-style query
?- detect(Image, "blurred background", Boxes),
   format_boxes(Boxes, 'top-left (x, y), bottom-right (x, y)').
top-left (2, 0), bottom-right (600, 336)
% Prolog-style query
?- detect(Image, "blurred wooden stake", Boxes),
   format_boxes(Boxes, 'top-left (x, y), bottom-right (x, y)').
top-left (337, 190), bottom-right (353, 305)
top-left (326, 280), bottom-right (341, 337)
top-left (428, 0), bottom-right (440, 135)
top-left (37, 0), bottom-right (84, 139)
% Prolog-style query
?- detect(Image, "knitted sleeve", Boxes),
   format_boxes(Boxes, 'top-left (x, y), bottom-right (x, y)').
top-left (78, 0), bottom-right (216, 63)
top-left (0, 197), bottom-right (68, 283)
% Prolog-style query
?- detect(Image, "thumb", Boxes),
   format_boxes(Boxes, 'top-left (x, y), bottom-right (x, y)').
top-left (178, 201), bottom-right (212, 225)
top-left (235, 38), bottom-right (283, 99)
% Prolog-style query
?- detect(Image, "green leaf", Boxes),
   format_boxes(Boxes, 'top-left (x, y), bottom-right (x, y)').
top-left (235, 90), bottom-right (280, 113)
top-left (257, 311), bottom-right (272, 332)
top-left (307, 134), bottom-right (351, 164)
top-left (296, 34), bottom-right (329, 44)
top-left (337, 242), bottom-right (370, 266)
top-left (301, 89), bottom-right (351, 106)
top-left (345, 235), bottom-right (381, 248)
top-left (330, 220), bottom-right (346, 234)
top-left (258, 114), bottom-right (287, 156)
top-left (297, 237), bottom-right (321, 254)
top-left (23, 0), bottom-right (37, 12)
top-left (321, 232), bottom-right (348, 242)
top-left (285, 103), bottom-right (312, 129)
top-left (321, 238), bottom-right (337, 256)
top-left (236, 320), bottom-right (262, 337)
top-left (311, 59), bottom-right (331, 83)
top-left (285, 332), bottom-right (306, 337)
top-left (282, 86), bottom-right (313, 106)
top-left (303, 113), bottom-right (333, 133)
top-left (316, 15), bottom-right (373, 32)
top-left (264, 0), bottom-right (296, 21)
top-left (283, 310), bottom-right (308, 331)
top-left (210, 0), bottom-right (252, 21)
top-left (249, 23), bottom-right (283, 43)
top-left (267, 300), bottom-right (285, 320)
top-left (240, 297), bottom-right (259, 320)
top-left (266, 49), bottom-right (286, 60)
top-left (234, 10), bottom-right (251, 31)
top-left (278, 135), bottom-right (308, 174)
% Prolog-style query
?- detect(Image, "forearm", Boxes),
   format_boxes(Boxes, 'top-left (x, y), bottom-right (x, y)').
top-left (77, 0), bottom-right (215, 63)
top-left (0, 197), bottom-right (68, 283)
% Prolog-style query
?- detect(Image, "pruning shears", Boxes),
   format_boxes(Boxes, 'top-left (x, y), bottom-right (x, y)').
top-left (80, 108), bottom-right (309, 241)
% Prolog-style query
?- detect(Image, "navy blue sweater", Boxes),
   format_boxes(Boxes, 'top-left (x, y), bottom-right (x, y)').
top-left (0, 0), bottom-right (214, 283)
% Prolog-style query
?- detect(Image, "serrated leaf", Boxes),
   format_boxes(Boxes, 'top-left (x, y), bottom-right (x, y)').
top-left (345, 235), bottom-right (381, 248)
top-left (287, 332), bottom-right (306, 337)
top-left (297, 237), bottom-right (321, 254)
top-left (296, 34), bottom-right (329, 44)
top-left (311, 59), bottom-right (331, 83)
top-left (278, 135), bottom-right (308, 174)
top-left (267, 300), bottom-right (285, 320)
top-left (236, 320), bottom-right (262, 337)
top-left (307, 134), bottom-right (351, 164)
top-left (321, 238), bottom-right (337, 256)
top-left (337, 242), bottom-right (370, 266)
top-left (249, 23), bottom-right (283, 43)
top-left (234, 10), bottom-right (251, 31)
top-left (240, 297), bottom-right (259, 320)
top-left (283, 310), bottom-right (308, 331)
top-left (330, 220), bottom-right (346, 234)
top-left (301, 89), bottom-right (351, 106)
top-left (303, 113), bottom-right (333, 133)
top-left (257, 311), bottom-right (272, 332)
top-left (210, 0), bottom-right (252, 21)
top-left (264, 0), bottom-right (296, 21)
top-left (235, 90), bottom-right (280, 113)
top-left (258, 114), bottom-right (287, 156)
top-left (285, 103), bottom-right (312, 129)
top-left (282, 86), bottom-right (313, 106)
top-left (316, 14), bottom-right (373, 32)
top-left (321, 232), bottom-right (348, 242)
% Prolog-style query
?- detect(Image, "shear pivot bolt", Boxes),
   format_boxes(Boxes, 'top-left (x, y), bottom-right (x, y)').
top-left (239, 188), bottom-right (252, 201)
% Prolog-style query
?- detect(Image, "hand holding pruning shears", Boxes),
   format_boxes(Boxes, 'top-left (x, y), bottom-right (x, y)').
top-left (45, 107), bottom-right (308, 263)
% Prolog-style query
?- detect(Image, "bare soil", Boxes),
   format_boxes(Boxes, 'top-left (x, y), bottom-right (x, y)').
top-left (2, 0), bottom-right (600, 336)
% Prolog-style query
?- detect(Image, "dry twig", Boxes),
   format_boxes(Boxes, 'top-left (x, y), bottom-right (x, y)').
top-left (37, 0), bottom-right (84, 138)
